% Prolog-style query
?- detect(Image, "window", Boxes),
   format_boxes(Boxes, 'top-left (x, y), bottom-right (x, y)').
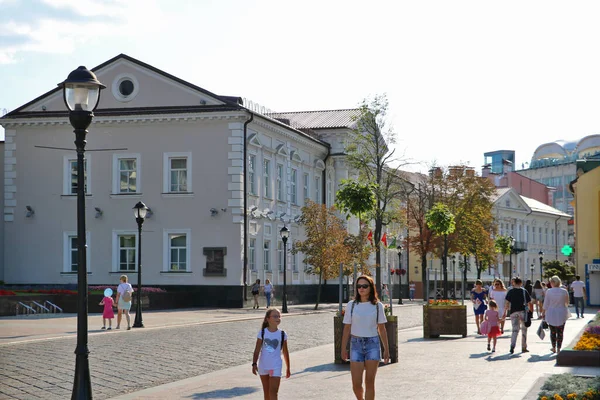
top-left (545, 228), bottom-right (549, 244)
top-left (264, 159), bottom-right (271, 198)
top-left (303, 173), bottom-right (309, 203)
top-left (263, 240), bottom-right (271, 271)
top-left (249, 155), bottom-right (257, 195)
top-left (539, 227), bottom-right (542, 244)
top-left (162, 229), bottom-right (191, 272)
top-left (203, 247), bottom-right (226, 276)
top-left (551, 229), bottom-right (554, 245)
top-left (315, 176), bottom-right (321, 203)
top-left (291, 250), bottom-right (298, 272)
top-left (169, 234), bottom-right (188, 271)
top-left (278, 241), bottom-right (284, 271)
top-left (277, 164), bottom-right (284, 201)
top-left (64, 231), bottom-right (90, 273)
top-left (526, 226), bottom-right (529, 242)
top-left (163, 152), bottom-right (192, 193)
top-left (326, 171), bottom-right (333, 206)
top-left (291, 169), bottom-right (297, 204)
top-left (249, 238), bottom-right (256, 271)
top-left (119, 234), bottom-right (137, 271)
top-left (112, 154), bottom-right (140, 194)
top-left (63, 156), bottom-right (90, 195)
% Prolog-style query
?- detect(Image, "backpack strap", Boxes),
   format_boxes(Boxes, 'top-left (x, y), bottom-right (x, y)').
top-left (376, 301), bottom-right (380, 323)
top-left (281, 330), bottom-right (285, 347)
top-left (350, 300), bottom-right (356, 318)
top-left (261, 327), bottom-right (264, 341)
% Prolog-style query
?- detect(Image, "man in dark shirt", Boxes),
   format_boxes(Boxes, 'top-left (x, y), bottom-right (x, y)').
top-left (504, 277), bottom-right (533, 354)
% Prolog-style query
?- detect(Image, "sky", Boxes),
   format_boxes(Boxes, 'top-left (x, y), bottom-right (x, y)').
top-left (2, 0), bottom-right (600, 174)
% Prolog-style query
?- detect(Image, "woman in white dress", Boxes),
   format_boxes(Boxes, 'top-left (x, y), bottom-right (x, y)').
top-left (542, 276), bottom-right (570, 353)
top-left (488, 279), bottom-right (508, 334)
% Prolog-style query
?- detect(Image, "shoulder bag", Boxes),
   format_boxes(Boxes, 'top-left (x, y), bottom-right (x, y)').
top-left (523, 289), bottom-right (532, 327)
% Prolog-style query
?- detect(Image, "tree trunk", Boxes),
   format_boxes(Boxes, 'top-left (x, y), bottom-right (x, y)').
top-left (463, 254), bottom-right (468, 299)
top-left (443, 234), bottom-right (449, 299)
top-left (475, 255), bottom-right (481, 279)
top-left (421, 255), bottom-right (428, 301)
top-left (314, 269), bottom-right (323, 310)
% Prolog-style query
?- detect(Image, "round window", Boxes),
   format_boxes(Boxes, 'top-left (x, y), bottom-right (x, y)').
top-left (119, 80), bottom-right (134, 97)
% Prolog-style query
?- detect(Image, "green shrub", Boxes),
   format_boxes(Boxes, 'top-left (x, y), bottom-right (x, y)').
top-left (538, 373), bottom-right (600, 399)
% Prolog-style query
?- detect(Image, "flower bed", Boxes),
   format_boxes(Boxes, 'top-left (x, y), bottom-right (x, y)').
top-left (557, 311), bottom-right (600, 367)
top-left (537, 373), bottom-right (600, 400)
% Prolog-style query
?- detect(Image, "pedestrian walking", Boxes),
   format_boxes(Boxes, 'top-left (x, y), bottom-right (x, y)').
top-left (251, 279), bottom-right (261, 309)
top-left (484, 300), bottom-right (503, 352)
top-left (543, 276), bottom-right (570, 353)
top-left (488, 279), bottom-right (508, 334)
top-left (471, 279), bottom-right (488, 335)
top-left (99, 291), bottom-right (115, 330)
top-left (570, 275), bottom-right (587, 318)
top-left (115, 275), bottom-right (133, 330)
top-left (264, 279), bottom-right (274, 308)
top-left (252, 308), bottom-right (290, 400)
top-left (409, 281), bottom-right (416, 301)
top-left (341, 275), bottom-right (390, 400)
top-left (381, 284), bottom-right (389, 302)
top-left (504, 277), bottom-right (533, 354)
top-left (532, 280), bottom-right (545, 319)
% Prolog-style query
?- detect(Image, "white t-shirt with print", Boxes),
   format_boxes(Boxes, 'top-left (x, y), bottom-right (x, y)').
top-left (342, 300), bottom-right (387, 337)
top-left (571, 281), bottom-right (585, 297)
top-left (257, 328), bottom-right (287, 370)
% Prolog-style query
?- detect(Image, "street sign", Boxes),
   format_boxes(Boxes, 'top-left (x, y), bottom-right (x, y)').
top-left (588, 264), bottom-right (600, 272)
top-left (561, 245), bottom-right (573, 256)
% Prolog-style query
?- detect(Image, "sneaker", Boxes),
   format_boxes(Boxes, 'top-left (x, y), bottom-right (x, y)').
top-left (115, 326), bottom-right (120, 330)
top-left (551, 347), bottom-right (556, 353)
top-left (522, 349), bottom-right (529, 353)
top-left (107, 327), bottom-right (111, 330)
top-left (492, 348), bottom-right (496, 353)
top-left (127, 326), bottom-right (131, 330)
top-left (101, 327), bottom-right (106, 330)
top-left (500, 329), bottom-right (504, 334)
top-left (509, 347), bottom-right (514, 354)
top-left (487, 344), bottom-right (491, 351)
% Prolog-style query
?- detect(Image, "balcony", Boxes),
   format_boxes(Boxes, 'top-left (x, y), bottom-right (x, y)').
top-left (511, 241), bottom-right (528, 254)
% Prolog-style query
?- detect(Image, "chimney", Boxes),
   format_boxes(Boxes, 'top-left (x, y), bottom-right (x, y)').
top-left (482, 164), bottom-right (491, 178)
top-left (449, 166), bottom-right (462, 177)
top-left (502, 159), bottom-right (513, 174)
top-left (429, 167), bottom-right (443, 178)
top-left (465, 167), bottom-right (475, 177)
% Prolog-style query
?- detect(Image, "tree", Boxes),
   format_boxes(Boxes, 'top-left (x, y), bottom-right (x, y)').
top-left (425, 203), bottom-right (456, 299)
top-left (335, 180), bottom-right (377, 223)
top-left (494, 235), bottom-right (512, 279)
top-left (345, 94), bottom-right (410, 294)
top-left (293, 200), bottom-right (353, 310)
top-left (542, 260), bottom-right (576, 282)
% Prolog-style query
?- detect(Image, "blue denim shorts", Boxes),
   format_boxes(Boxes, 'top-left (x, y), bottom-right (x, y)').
top-left (350, 335), bottom-right (381, 362)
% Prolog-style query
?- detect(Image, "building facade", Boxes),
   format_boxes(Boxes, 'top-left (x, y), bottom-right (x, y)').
top-left (0, 54), bottom-right (362, 306)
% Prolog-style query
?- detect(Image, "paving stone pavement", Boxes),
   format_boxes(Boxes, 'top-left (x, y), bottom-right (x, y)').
top-left (0, 302), bottom-right (424, 399)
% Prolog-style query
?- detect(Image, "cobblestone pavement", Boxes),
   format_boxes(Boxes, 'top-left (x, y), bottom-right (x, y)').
top-left (0, 303), bottom-right (426, 399)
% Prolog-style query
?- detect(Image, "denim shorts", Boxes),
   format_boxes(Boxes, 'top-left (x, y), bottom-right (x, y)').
top-left (350, 335), bottom-right (381, 362)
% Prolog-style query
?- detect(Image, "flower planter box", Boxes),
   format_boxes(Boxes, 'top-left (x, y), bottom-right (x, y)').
top-left (557, 323), bottom-right (600, 367)
top-left (334, 315), bottom-right (398, 364)
top-left (423, 305), bottom-right (467, 338)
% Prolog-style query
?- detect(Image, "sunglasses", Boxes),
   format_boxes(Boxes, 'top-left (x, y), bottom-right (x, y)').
top-left (357, 284), bottom-right (370, 289)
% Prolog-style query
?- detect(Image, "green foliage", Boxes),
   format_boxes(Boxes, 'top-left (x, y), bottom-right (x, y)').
top-left (335, 180), bottom-right (377, 221)
top-left (425, 203), bottom-right (456, 235)
top-left (494, 235), bottom-right (512, 255)
top-left (543, 260), bottom-right (576, 282)
top-left (537, 373), bottom-right (600, 400)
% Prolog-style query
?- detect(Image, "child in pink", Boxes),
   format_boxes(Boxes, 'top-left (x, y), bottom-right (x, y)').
top-left (99, 295), bottom-right (115, 330)
top-left (484, 300), bottom-right (503, 352)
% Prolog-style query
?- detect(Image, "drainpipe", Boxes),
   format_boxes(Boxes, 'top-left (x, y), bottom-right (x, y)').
top-left (554, 215), bottom-right (561, 260)
top-left (243, 112), bottom-right (254, 303)
top-left (322, 147), bottom-right (331, 205)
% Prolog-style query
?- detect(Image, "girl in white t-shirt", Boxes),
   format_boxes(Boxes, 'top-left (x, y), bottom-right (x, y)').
top-left (252, 308), bottom-right (290, 399)
top-left (341, 275), bottom-right (389, 400)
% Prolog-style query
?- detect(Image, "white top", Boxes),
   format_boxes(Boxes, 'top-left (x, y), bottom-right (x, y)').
top-left (543, 287), bottom-right (570, 327)
top-left (257, 328), bottom-right (287, 369)
top-left (571, 281), bottom-right (585, 297)
top-left (264, 283), bottom-right (273, 294)
top-left (342, 300), bottom-right (387, 337)
top-left (117, 282), bottom-right (133, 299)
top-left (489, 289), bottom-right (507, 315)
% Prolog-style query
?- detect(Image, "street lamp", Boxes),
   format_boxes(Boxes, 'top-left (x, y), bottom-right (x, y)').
top-left (58, 65), bottom-right (105, 400)
top-left (530, 264), bottom-right (535, 281)
top-left (280, 226), bottom-right (289, 313)
top-left (509, 236), bottom-right (515, 277)
top-left (397, 239), bottom-right (404, 305)
top-left (452, 255), bottom-right (456, 299)
top-left (539, 251), bottom-right (544, 281)
top-left (132, 201), bottom-right (148, 328)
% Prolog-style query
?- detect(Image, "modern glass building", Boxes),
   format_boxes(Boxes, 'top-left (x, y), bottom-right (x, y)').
top-left (484, 150), bottom-right (515, 174)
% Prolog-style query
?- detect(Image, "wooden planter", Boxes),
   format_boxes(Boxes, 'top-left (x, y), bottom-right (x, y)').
top-left (423, 305), bottom-right (467, 338)
top-left (334, 315), bottom-right (399, 364)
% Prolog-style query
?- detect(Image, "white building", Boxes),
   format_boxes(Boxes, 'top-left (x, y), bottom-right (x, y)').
top-left (0, 54), bottom-right (361, 306)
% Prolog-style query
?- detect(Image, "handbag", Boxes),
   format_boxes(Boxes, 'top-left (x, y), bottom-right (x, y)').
top-left (541, 320), bottom-right (549, 330)
top-left (536, 324), bottom-right (546, 340)
top-left (523, 289), bottom-right (532, 328)
top-left (480, 320), bottom-right (490, 335)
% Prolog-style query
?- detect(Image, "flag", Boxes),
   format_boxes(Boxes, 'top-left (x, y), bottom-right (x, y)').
top-left (381, 232), bottom-right (388, 248)
top-left (389, 236), bottom-right (397, 249)
top-left (367, 230), bottom-right (373, 246)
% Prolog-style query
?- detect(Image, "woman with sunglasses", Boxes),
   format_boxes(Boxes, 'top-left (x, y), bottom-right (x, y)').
top-left (341, 275), bottom-right (389, 400)
top-left (488, 279), bottom-right (508, 334)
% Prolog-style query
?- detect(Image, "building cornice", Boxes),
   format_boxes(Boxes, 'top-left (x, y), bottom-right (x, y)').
top-left (251, 117), bottom-right (329, 152)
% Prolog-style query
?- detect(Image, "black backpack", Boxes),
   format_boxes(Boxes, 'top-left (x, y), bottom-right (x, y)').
top-left (261, 328), bottom-right (285, 348)
top-left (350, 300), bottom-right (380, 321)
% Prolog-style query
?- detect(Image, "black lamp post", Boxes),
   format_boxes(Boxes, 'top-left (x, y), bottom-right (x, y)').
top-left (280, 226), bottom-right (289, 313)
top-left (530, 264), bottom-right (535, 281)
top-left (132, 201), bottom-right (148, 328)
top-left (397, 240), bottom-right (403, 305)
top-left (539, 251), bottom-right (544, 281)
top-left (452, 255), bottom-right (456, 299)
top-left (58, 66), bottom-right (105, 400)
